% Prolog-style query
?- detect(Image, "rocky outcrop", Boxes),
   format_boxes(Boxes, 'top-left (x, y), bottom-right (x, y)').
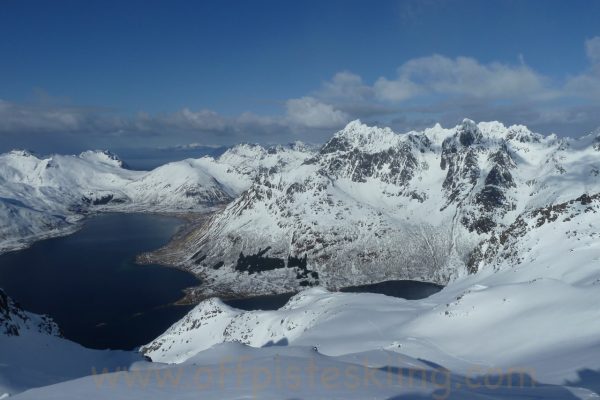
top-left (0, 289), bottom-right (60, 337)
top-left (144, 119), bottom-right (600, 297)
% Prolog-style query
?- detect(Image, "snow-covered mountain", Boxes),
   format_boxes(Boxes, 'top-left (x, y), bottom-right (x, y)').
top-left (7, 281), bottom-right (599, 399)
top-left (2, 121), bottom-right (600, 398)
top-left (0, 143), bottom-right (313, 253)
top-left (0, 289), bottom-right (144, 397)
top-left (137, 189), bottom-right (600, 396)
top-left (3, 119), bottom-right (599, 296)
top-left (4, 205), bottom-right (600, 400)
top-left (148, 119), bottom-right (600, 297)
top-left (144, 189), bottom-right (600, 368)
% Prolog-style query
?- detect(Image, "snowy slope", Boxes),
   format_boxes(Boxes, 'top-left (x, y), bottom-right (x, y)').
top-left (14, 205), bottom-right (600, 400)
top-left (6, 240), bottom-right (600, 400)
top-left (137, 192), bottom-right (600, 396)
top-left (13, 343), bottom-right (594, 400)
top-left (3, 190), bottom-right (600, 398)
top-left (2, 121), bottom-right (600, 399)
top-left (157, 120), bottom-right (600, 296)
top-left (0, 289), bottom-right (144, 397)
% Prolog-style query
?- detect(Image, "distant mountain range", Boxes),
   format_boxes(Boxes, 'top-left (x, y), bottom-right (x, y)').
top-left (2, 120), bottom-right (600, 398)
top-left (2, 120), bottom-right (600, 297)
top-left (0, 144), bottom-right (307, 253)
top-left (137, 119), bottom-right (600, 297)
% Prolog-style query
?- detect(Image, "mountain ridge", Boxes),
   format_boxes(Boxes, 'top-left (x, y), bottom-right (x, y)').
top-left (143, 119), bottom-right (599, 297)
top-left (2, 119), bottom-right (599, 298)
top-left (0, 143), bottom-right (312, 253)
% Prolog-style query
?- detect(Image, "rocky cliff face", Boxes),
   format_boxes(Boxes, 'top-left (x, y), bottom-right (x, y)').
top-left (155, 119), bottom-right (600, 297)
top-left (0, 289), bottom-right (60, 337)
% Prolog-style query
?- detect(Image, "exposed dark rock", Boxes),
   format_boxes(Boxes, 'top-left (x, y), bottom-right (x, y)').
top-left (0, 289), bottom-right (10, 318)
top-left (467, 192), bottom-right (600, 273)
top-left (212, 261), bottom-right (224, 269)
top-left (321, 144), bottom-right (420, 188)
top-left (320, 136), bottom-right (352, 154)
top-left (577, 193), bottom-right (593, 205)
top-left (0, 288), bottom-right (60, 337)
top-left (468, 216), bottom-right (497, 234)
top-left (194, 254), bottom-right (207, 265)
top-left (82, 194), bottom-right (115, 205)
top-left (235, 248), bottom-right (285, 274)
top-left (475, 186), bottom-right (506, 212)
top-left (441, 146), bottom-right (480, 208)
top-left (229, 249), bottom-right (319, 285)
top-left (458, 119), bottom-right (482, 147)
top-left (485, 165), bottom-right (514, 188)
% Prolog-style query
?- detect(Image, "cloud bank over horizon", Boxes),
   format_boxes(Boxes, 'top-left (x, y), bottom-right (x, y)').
top-left (2, 36), bottom-right (600, 153)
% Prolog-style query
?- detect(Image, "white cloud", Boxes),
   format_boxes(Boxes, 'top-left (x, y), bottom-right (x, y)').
top-left (374, 76), bottom-right (423, 102)
top-left (0, 99), bottom-right (126, 134)
top-left (585, 36), bottom-right (600, 66)
top-left (310, 44), bottom-right (600, 133)
top-left (319, 71), bottom-right (373, 101)
top-left (565, 37), bottom-right (600, 99)
top-left (374, 54), bottom-right (553, 101)
top-left (565, 73), bottom-right (600, 99)
top-left (153, 108), bottom-right (228, 132)
top-left (134, 108), bottom-right (287, 139)
top-left (3, 37), bottom-right (600, 148)
top-left (0, 100), bottom-right (288, 143)
top-left (285, 97), bottom-right (350, 129)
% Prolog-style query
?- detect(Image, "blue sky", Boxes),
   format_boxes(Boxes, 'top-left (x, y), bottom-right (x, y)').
top-left (1, 0), bottom-right (600, 154)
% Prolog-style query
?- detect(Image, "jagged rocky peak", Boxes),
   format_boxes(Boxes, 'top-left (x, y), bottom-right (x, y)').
top-left (457, 118), bottom-right (483, 146)
top-left (452, 120), bottom-right (546, 145)
top-left (79, 150), bottom-right (126, 168)
top-left (111, 118), bottom-right (600, 298)
top-left (217, 142), bottom-right (312, 176)
top-left (219, 142), bottom-right (265, 160)
top-left (504, 124), bottom-right (542, 143)
top-left (440, 120), bottom-right (479, 170)
top-left (7, 149), bottom-right (38, 158)
top-left (320, 120), bottom-right (403, 154)
top-left (316, 120), bottom-right (424, 186)
top-left (440, 122), bottom-right (520, 232)
top-left (287, 140), bottom-right (313, 152)
top-left (266, 141), bottom-right (309, 154)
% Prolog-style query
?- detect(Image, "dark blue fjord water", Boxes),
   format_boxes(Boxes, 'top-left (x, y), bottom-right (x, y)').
top-left (222, 280), bottom-right (443, 311)
top-left (0, 212), bottom-right (443, 351)
top-left (0, 213), bottom-right (199, 351)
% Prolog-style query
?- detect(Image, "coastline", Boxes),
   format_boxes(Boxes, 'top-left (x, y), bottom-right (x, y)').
top-left (134, 209), bottom-right (219, 305)
top-left (0, 220), bottom-right (85, 256)
top-left (0, 207), bottom-right (217, 257)
top-left (0, 208), bottom-right (215, 308)
top-left (0, 208), bottom-right (445, 308)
